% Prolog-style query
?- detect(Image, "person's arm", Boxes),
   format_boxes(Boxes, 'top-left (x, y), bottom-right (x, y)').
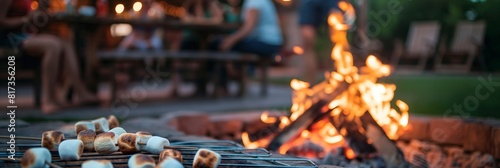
top-left (180, 0), bottom-right (195, 22)
top-left (0, 0), bottom-right (29, 29)
top-left (208, 1), bottom-right (223, 23)
top-left (220, 8), bottom-right (259, 51)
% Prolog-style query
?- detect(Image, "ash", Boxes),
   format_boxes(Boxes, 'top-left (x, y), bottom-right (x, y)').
top-left (294, 140), bottom-right (498, 168)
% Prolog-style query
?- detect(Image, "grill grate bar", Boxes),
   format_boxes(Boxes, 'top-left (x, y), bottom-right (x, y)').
top-left (1, 140), bottom-right (317, 168)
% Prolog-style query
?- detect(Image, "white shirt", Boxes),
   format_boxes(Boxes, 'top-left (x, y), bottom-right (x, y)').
top-left (242, 0), bottom-right (283, 45)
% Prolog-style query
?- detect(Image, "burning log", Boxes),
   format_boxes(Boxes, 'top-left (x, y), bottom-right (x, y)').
top-left (359, 112), bottom-right (409, 167)
top-left (329, 111), bottom-right (376, 156)
top-left (330, 111), bottom-right (408, 167)
top-left (267, 80), bottom-right (349, 151)
top-left (268, 103), bottom-right (408, 167)
top-left (267, 100), bottom-right (330, 151)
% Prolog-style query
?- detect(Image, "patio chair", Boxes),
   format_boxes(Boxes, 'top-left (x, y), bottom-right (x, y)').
top-left (391, 21), bottom-right (441, 73)
top-left (434, 21), bottom-right (486, 73)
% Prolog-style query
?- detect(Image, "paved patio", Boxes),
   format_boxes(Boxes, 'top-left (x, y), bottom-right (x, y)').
top-left (0, 80), bottom-right (294, 121)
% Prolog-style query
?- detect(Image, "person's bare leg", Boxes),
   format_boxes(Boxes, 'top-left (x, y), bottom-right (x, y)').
top-left (301, 25), bottom-right (318, 85)
top-left (167, 31), bottom-right (183, 97)
top-left (60, 40), bottom-right (97, 105)
top-left (22, 35), bottom-right (64, 113)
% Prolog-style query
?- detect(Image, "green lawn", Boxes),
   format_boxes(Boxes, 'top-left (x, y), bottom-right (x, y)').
top-left (380, 74), bottom-right (500, 119)
top-left (269, 74), bottom-right (500, 119)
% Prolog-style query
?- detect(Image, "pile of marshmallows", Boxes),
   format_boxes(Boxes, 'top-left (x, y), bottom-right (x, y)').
top-left (21, 115), bottom-right (222, 168)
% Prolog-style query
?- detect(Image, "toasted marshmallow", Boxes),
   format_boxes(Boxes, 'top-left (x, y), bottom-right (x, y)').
top-left (92, 117), bottom-right (110, 134)
top-left (58, 139), bottom-right (84, 160)
top-left (78, 130), bottom-right (96, 152)
top-left (94, 132), bottom-right (119, 154)
top-left (107, 115), bottom-right (119, 129)
top-left (108, 127), bottom-right (127, 141)
top-left (118, 133), bottom-right (140, 154)
top-left (75, 121), bottom-right (96, 135)
top-left (159, 149), bottom-right (183, 163)
top-left (193, 149), bottom-right (221, 168)
top-left (128, 154), bottom-right (156, 168)
top-left (156, 157), bottom-right (183, 168)
top-left (82, 160), bottom-right (114, 168)
top-left (41, 130), bottom-right (65, 151)
top-left (21, 147), bottom-right (52, 168)
top-left (136, 131), bottom-right (152, 150)
top-left (144, 136), bottom-right (170, 154)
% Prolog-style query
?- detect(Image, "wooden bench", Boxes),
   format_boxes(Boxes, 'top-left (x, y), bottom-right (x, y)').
top-left (0, 48), bottom-right (42, 107)
top-left (97, 50), bottom-right (271, 100)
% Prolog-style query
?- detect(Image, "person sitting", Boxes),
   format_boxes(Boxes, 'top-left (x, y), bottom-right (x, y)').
top-left (0, 0), bottom-right (98, 113)
top-left (212, 0), bottom-right (283, 95)
top-left (114, 0), bottom-right (164, 94)
top-left (221, 0), bottom-right (243, 23)
top-left (168, 0), bottom-right (224, 97)
top-left (181, 0), bottom-right (224, 24)
top-left (118, 0), bottom-right (164, 51)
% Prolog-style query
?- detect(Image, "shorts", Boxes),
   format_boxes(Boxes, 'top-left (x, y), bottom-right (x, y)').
top-left (298, 0), bottom-right (340, 28)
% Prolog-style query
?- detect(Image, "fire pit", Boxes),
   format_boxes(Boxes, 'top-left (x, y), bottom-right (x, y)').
top-left (239, 2), bottom-right (409, 167)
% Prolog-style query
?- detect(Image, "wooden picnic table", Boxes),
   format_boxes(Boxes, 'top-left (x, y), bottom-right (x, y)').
top-left (49, 14), bottom-right (240, 94)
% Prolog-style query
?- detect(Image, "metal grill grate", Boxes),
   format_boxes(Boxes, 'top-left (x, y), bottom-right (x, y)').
top-left (0, 140), bottom-right (318, 168)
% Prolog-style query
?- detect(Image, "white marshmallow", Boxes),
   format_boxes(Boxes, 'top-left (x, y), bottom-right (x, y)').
top-left (144, 136), bottom-right (170, 154)
top-left (94, 132), bottom-right (119, 154)
top-left (41, 130), bottom-right (65, 151)
top-left (128, 154), bottom-right (156, 168)
top-left (58, 139), bottom-right (84, 160)
top-left (156, 157), bottom-right (183, 168)
top-left (78, 129), bottom-right (96, 152)
top-left (92, 117), bottom-right (110, 134)
top-left (193, 149), bottom-right (221, 168)
top-left (107, 115), bottom-right (119, 129)
top-left (136, 131), bottom-right (152, 150)
top-left (75, 121), bottom-right (96, 135)
top-left (108, 127), bottom-right (127, 142)
top-left (82, 160), bottom-right (114, 168)
top-left (21, 147), bottom-right (52, 168)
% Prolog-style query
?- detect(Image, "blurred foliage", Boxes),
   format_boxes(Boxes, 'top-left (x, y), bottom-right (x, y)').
top-left (366, 0), bottom-right (500, 71)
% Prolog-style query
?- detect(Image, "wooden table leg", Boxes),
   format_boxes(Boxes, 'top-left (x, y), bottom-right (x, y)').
top-left (83, 26), bottom-right (104, 94)
top-left (195, 34), bottom-right (210, 97)
top-left (236, 62), bottom-right (248, 97)
top-left (110, 60), bottom-right (118, 102)
top-left (260, 59), bottom-right (269, 97)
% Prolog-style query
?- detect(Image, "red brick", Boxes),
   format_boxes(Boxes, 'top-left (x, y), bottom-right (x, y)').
top-left (209, 120), bottom-right (243, 137)
top-left (491, 126), bottom-right (500, 159)
top-left (175, 114), bottom-right (211, 136)
top-left (399, 117), bottom-right (429, 141)
top-left (244, 119), bottom-right (272, 135)
top-left (428, 118), bottom-right (464, 145)
top-left (462, 122), bottom-right (491, 152)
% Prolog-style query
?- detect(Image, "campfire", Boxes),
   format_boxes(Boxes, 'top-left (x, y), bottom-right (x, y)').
top-left (242, 1), bottom-right (409, 166)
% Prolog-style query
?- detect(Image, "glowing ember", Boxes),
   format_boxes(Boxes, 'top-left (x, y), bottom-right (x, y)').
top-left (345, 148), bottom-right (356, 160)
top-left (242, 1), bottom-right (409, 157)
top-left (260, 112), bottom-right (277, 124)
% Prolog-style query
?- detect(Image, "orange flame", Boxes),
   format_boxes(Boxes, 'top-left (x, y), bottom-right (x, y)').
top-left (242, 1), bottom-right (409, 156)
top-left (260, 111), bottom-right (277, 124)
